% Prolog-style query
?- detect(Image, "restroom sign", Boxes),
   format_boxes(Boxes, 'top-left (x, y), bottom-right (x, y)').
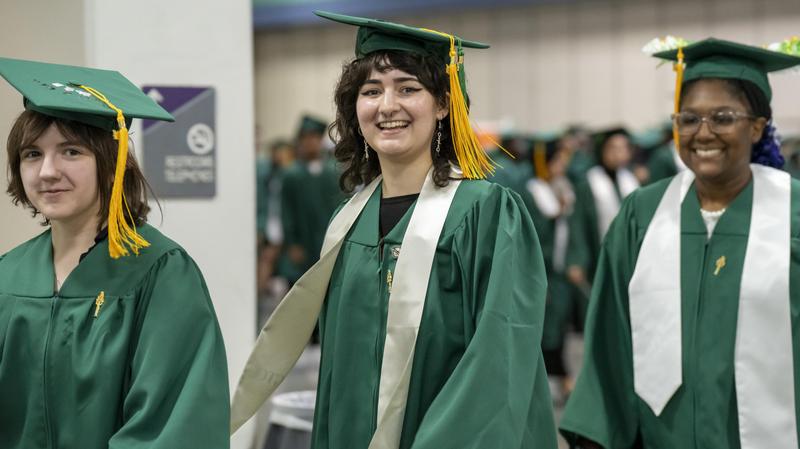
top-left (141, 86), bottom-right (216, 198)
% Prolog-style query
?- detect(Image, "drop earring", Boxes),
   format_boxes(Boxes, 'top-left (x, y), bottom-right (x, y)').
top-left (435, 120), bottom-right (442, 155)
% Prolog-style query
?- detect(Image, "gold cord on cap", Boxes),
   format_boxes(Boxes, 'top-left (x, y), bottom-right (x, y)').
top-left (77, 84), bottom-right (150, 259)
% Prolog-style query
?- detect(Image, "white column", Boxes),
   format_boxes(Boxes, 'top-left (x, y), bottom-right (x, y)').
top-left (84, 1), bottom-right (257, 447)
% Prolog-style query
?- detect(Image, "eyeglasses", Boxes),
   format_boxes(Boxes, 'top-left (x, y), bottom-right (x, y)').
top-left (671, 111), bottom-right (755, 136)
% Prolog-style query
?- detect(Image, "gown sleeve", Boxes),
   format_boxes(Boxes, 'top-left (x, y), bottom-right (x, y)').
top-left (108, 249), bottom-right (230, 449)
top-left (281, 170), bottom-right (300, 249)
top-left (409, 186), bottom-right (557, 449)
top-left (566, 180), bottom-right (594, 273)
top-left (559, 194), bottom-right (641, 449)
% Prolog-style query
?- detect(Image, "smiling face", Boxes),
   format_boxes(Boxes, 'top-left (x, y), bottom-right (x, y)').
top-left (356, 67), bottom-right (448, 166)
top-left (677, 79), bottom-right (766, 184)
top-left (600, 133), bottom-right (632, 171)
top-left (19, 123), bottom-right (100, 227)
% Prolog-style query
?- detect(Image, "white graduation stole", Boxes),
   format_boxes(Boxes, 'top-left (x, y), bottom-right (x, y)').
top-left (230, 168), bottom-right (461, 449)
top-left (526, 178), bottom-right (570, 272)
top-left (586, 166), bottom-right (640, 238)
top-left (629, 165), bottom-right (796, 449)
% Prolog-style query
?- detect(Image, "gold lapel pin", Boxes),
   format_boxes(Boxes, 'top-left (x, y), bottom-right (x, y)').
top-left (714, 256), bottom-right (726, 276)
top-left (94, 291), bottom-right (105, 318)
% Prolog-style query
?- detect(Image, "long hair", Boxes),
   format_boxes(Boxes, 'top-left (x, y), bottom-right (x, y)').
top-left (6, 109), bottom-right (153, 228)
top-left (331, 50), bottom-right (460, 193)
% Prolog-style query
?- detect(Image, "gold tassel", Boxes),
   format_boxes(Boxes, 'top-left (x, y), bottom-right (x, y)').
top-left (78, 84), bottom-right (150, 259)
top-left (533, 141), bottom-right (549, 180)
top-left (672, 47), bottom-right (685, 152)
top-left (421, 29), bottom-right (498, 179)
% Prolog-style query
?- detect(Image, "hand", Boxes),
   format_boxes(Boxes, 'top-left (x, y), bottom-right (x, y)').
top-left (567, 265), bottom-right (586, 286)
top-left (288, 245), bottom-right (306, 264)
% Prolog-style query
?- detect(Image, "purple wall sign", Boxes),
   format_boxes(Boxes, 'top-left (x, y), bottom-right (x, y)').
top-left (141, 86), bottom-right (216, 198)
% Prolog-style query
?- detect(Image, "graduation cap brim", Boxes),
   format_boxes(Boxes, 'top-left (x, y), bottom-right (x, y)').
top-left (653, 38), bottom-right (800, 100)
top-left (0, 57), bottom-right (174, 131)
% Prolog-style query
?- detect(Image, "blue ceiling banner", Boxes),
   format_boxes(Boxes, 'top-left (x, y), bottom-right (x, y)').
top-left (252, 0), bottom-right (566, 30)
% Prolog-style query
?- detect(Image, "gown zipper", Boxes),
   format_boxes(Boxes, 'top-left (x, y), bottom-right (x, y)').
top-left (42, 295), bottom-right (58, 449)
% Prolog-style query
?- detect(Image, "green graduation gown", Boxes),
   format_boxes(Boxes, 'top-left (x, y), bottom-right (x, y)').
top-left (566, 150), bottom-right (595, 186)
top-left (280, 159), bottom-right (343, 282)
top-left (523, 181), bottom-right (573, 355)
top-left (559, 176), bottom-right (800, 448)
top-left (312, 180), bottom-right (557, 449)
top-left (0, 224), bottom-right (230, 449)
top-left (565, 172), bottom-right (626, 283)
top-left (646, 144), bottom-right (680, 184)
top-left (256, 154), bottom-right (272, 237)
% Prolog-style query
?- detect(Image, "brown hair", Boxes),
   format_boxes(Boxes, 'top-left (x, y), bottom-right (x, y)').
top-left (331, 50), bottom-right (460, 193)
top-left (6, 109), bottom-right (152, 228)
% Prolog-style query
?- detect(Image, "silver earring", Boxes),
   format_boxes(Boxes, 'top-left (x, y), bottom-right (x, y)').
top-left (435, 120), bottom-right (442, 155)
top-left (364, 138), bottom-right (370, 160)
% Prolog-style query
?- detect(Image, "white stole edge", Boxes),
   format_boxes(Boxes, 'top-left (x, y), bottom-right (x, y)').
top-left (369, 170), bottom-right (461, 449)
top-left (735, 165), bottom-right (796, 449)
top-left (630, 170), bottom-right (694, 415)
top-left (587, 166), bottom-right (639, 239)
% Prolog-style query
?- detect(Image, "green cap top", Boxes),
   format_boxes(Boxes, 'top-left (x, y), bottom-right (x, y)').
top-left (0, 57), bottom-right (174, 130)
top-left (653, 37), bottom-right (800, 101)
top-left (297, 114), bottom-right (328, 137)
top-left (314, 10), bottom-right (489, 65)
top-left (313, 11), bottom-right (499, 179)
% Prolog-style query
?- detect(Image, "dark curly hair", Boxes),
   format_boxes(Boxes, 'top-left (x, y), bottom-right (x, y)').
top-left (331, 50), bottom-right (461, 193)
top-left (6, 109), bottom-right (153, 229)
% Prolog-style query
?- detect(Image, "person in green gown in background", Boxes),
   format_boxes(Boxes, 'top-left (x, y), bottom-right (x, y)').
top-left (525, 137), bottom-right (578, 402)
top-left (564, 127), bottom-right (639, 326)
top-left (560, 38), bottom-right (800, 449)
top-left (564, 124), bottom-right (595, 186)
top-left (280, 114), bottom-right (343, 284)
top-left (230, 10), bottom-right (557, 449)
top-left (257, 139), bottom-right (295, 323)
top-left (644, 122), bottom-right (685, 184)
top-left (0, 58), bottom-right (229, 449)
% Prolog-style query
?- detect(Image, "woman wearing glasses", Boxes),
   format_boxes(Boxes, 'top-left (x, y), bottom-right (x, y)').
top-left (559, 38), bottom-right (800, 448)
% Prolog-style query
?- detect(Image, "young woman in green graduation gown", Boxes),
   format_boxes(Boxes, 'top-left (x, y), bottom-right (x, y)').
top-left (564, 127), bottom-right (639, 326)
top-left (526, 138), bottom-right (578, 399)
top-left (230, 11), bottom-right (557, 449)
top-left (0, 58), bottom-right (229, 449)
top-left (560, 38), bottom-right (800, 449)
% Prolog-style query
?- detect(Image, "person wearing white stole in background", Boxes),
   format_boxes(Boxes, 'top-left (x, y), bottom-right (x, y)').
top-left (230, 11), bottom-right (558, 449)
top-left (565, 127), bottom-right (639, 323)
top-left (560, 37), bottom-right (800, 449)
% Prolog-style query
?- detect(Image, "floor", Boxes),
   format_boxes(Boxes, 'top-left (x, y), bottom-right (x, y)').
top-left (251, 334), bottom-right (585, 449)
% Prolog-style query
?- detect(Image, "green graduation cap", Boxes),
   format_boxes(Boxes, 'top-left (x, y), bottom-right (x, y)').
top-left (0, 57), bottom-right (174, 130)
top-left (0, 57), bottom-right (175, 259)
top-left (652, 37), bottom-right (800, 102)
top-left (314, 10), bottom-right (489, 64)
top-left (296, 114), bottom-right (328, 138)
top-left (314, 10), bottom-right (499, 179)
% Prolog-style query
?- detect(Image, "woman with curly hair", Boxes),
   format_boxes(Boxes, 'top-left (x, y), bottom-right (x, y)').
top-left (560, 38), bottom-right (800, 449)
top-left (232, 11), bottom-right (557, 449)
